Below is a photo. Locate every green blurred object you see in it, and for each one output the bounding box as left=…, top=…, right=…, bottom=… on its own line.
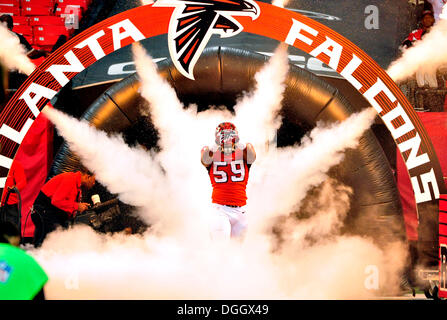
left=0, top=243, right=48, bottom=300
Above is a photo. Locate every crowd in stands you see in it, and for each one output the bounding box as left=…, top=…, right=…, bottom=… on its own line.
left=0, top=0, right=92, bottom=102
left=401, top=0, right=447, bottom=112
left=0, top=0, right=91, bottom=59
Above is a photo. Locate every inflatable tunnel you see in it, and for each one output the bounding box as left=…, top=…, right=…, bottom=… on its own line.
left=50, top=46, right=406, bottom=244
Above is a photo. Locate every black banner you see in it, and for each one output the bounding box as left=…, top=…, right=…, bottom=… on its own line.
left=71, top=0, right=410, bottom=89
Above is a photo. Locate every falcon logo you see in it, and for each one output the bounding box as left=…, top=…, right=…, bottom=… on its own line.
left=153, top=0, right=260, bottom=79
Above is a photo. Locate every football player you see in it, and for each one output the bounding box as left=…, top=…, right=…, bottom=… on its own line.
left=201, top=122, right=256, bottom=240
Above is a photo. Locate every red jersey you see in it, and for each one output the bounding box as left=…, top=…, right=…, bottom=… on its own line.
left=41, top=172, right=82, bottom=217
left=2, top=160, right=27, bottom=205
left=207, top=147, right=251, bottom=207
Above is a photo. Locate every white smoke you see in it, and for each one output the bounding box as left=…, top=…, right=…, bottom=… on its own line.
left=272, top=0, right=284, bottom=8
left=387, top=4, right=447, bottom=86
left=0, top=22, right=36, bottom=76
left=28, top=178, right=406, bottom=299
left=34, top=44, right=408, bottom=299
left=272, top=0, right=289, bottom=9
left=428, top=0, right=446, bottom=22
left=42, top=107, right=180, bottom=235
left=233, top=43, right=289, bottom=155
left=247, top=107, right=377, bottom=234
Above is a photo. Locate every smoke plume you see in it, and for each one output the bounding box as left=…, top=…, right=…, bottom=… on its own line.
left=0, top=22, right=36, bottom=76
left=233, top=43, right=289, bottom=155
left=247, top=107, right=377, bottom=234
left=272, top=0, right=290, bottom=9
left=386, top=4, right=447, bottom=86
left=34, top=44, right=407, bottom=299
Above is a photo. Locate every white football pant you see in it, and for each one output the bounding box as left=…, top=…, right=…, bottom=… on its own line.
left=209, top=203, right=247, bottom=241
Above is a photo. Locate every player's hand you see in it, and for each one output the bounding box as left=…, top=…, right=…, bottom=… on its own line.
left=246, top=143, right=256, bottom=164
left=205, top=146, right=214, bottom=157
left=78, top=202, right=90, bottom=213
left=201, top=146, right=213, bottom=166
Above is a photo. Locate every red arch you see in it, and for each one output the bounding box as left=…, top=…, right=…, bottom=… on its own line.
left=0, top=2, right=444, bottom=221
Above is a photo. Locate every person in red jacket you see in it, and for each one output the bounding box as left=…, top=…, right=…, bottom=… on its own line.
left=31, top=170, right=95, bottom=247
left=1, top=160, right=27, bottom=228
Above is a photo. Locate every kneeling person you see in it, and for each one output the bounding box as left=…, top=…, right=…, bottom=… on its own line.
left=32, top=170, right=95, bottom=246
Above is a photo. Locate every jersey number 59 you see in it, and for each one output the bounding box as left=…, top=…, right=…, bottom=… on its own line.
left=213, top=160, right=245, bottom=183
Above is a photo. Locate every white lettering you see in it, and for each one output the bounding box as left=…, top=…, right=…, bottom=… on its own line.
left=74, top=30, right=106, bottom=60
left=46, top=51, right=85, bottom=87
left=309, top=36, right=343, bottom=71
left=411, top=169, right=440, bottom=203
left=0, top=118, right=34, bottom=144
left=363, top=78, right=396, bottom=114
left=285, top=18, right=318, bottom=47
left=364, top=5, right=379, bottom=30
left=0, top=155, right=13, bottom=171
left=108, top=61, right=135, bottom=75
left=340, top=54, right=363, bottom=90
left=109, top=19, right=145, bottom=51
left=0, top=155, right=13, bottom=188
left=398, top=134, right=430, bottom=170
left=288, top=55, right=306, bottom=68
left=107, top=58, right=166, bottom=76
left=19, top=83, right=57, bottom=117
left=381, top=103, right=414, bottom=140
left=307, top=57, right=333, bottom=72
left=364, top=265, right=379, bottom=290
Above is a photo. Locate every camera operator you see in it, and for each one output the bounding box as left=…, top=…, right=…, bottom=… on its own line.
left=31, top=170, right=95, bottom=247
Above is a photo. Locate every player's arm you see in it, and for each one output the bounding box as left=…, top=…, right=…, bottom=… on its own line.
left=245, top=143, right=256, bottom=165
left=201, top=146, right=213, bottom=168
left=50, top=182, right=80, bottom=216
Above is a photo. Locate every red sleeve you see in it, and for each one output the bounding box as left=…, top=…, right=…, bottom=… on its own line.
left=12, top=162, right=27, bottom=191
left=407, top=29, right=423, bottom=42
left=50, top=179, right=79, bottom=215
